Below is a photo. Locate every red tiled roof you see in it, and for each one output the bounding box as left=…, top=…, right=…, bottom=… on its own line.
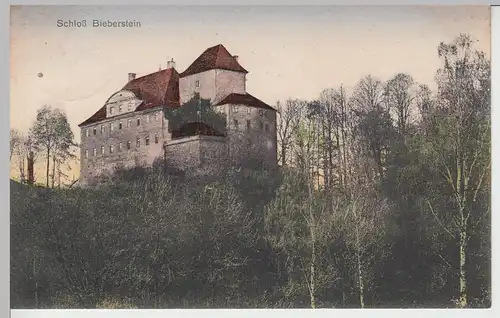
left=215, top=93, right=276, bottom=111
left=124, top=67, right=180, bottom=110
left=79, top=68, right=180, bottom=126
left=180, top=44, right=248, bottom=78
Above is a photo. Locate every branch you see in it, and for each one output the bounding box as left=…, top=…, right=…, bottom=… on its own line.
left=426, top=200, right=456, bottom=239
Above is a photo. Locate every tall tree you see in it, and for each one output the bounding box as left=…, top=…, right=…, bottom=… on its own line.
left=383, top=73, right=416, bottom=139
left=30, top=106, right=76, bottom=187
left=425, top=34, right=490, bottom=308
left=276, top=99, right=306, bottom=167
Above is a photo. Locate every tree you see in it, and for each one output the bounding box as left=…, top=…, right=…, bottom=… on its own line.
left=276, top=99, right=306, bottom=167
left=29, top=106, right=76, bottom=187
left=383, top=73, right=416, bottom=139
left=425, top=34, right=490, bottom=308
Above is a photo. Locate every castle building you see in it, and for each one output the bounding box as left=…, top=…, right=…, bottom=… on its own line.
left=78, top=44, right=278, bottom=185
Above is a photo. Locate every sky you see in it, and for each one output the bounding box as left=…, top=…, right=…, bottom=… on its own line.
left=9, top=5, right=491, bottom=182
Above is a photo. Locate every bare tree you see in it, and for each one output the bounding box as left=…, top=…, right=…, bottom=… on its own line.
left=383, top=73, right=416, bottom=139
left=276, top=99, right=306, bottom=167
left=426, top=34, right=490, bottom=308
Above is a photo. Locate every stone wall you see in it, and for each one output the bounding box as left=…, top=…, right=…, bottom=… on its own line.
left=165, top=135, right=228, bottom=172
left=179, top=70, right=246, bottom=104
left=80, top=106, right=169, bottom=185
left=179, top=70, right=216, bottom=104
left=225, top=104, right=278, bottom=169
left=214, top=70, right=246, bottom=104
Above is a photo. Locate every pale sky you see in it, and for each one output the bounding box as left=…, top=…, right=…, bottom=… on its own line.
left=9, top=5, right=491, bottom=182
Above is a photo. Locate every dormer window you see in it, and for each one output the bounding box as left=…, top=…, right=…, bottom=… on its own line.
left=195, top=80, right=200, bottom=88
left=109, top=107, right=114, bottom=115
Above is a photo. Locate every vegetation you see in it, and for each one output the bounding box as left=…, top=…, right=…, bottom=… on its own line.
left=164, top=93, right=227, bottom=137
left=10, top=34, right=490, bottom=309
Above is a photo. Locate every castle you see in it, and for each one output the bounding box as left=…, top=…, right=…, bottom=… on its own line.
left=78, top=44, right=278, bottom=185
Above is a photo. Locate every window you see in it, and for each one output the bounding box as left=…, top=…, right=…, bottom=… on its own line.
left=119, top=121, right=123, bottom=129
left=109, top=107, right=114, bottom=115
left=93, top=127, right=97, bottom=135
left=155, top=134, right=159, bottom=144
left=247, top=108, right=251, bottom=114
left=145, top=136, right=150, bottom=146
left=155, top=112, right=159, bottom=121
left=265, top=123, right=269, bottom=132
left=233, top=119, right=239, bottom=128
left=100, top=145, right=104, bottom=155
left=119, top=105, right=123, bottom=112
left=127, top=119, right=132, bottom=128
left=247, top=120, right=251, bottom=129
left=259, top=109, right=264, bottom=116
left=85, top=150, right=89, bottom=158
left=136, top=138, right=140, bottom=147
left=137, top=117, right=141, bottom=126
left=247, top=139, right=252, bottom=147
left=109, top=145, right=114, bottom=153
left=195, top=80, right=200, bottom=88
left=93, top=148, right=97, bottom=156
left=118, top=142, right=122, bottom=152
left=127, top=141, right=131, bottom=150
left=146, top=114, right=150, bottom=124
left=110, top=122, right=114, bottom=131
left=85, top=129, right=89, bottom=137
left=101, top=125, right=105, bottom=134
left=260, top=121, right=264, bottom=130
left=232, top=105, right=239, bottom=113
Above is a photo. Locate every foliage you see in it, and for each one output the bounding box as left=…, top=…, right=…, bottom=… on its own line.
left=164, top=93, right=227, bottom=135
left=10, top=33, right=490, bottom=309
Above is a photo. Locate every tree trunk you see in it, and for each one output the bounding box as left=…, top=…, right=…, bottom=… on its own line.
left=357, top=246, right=365, bottom=308
left=310, top=235, right=316, bottom=309
left=33, top=255, right=39, bottom=308
left=51, top=155, right=56, bottom=188
left=459, top=228, right=468, bottom=308
left=45, top=148, right=50, bottom=187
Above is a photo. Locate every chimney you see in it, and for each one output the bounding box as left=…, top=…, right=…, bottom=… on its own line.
left=128, top=73, right=136, bottom=82
left=233, top=55, right=239, bottom=62
left=167, top=58, right=176, bottom=69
